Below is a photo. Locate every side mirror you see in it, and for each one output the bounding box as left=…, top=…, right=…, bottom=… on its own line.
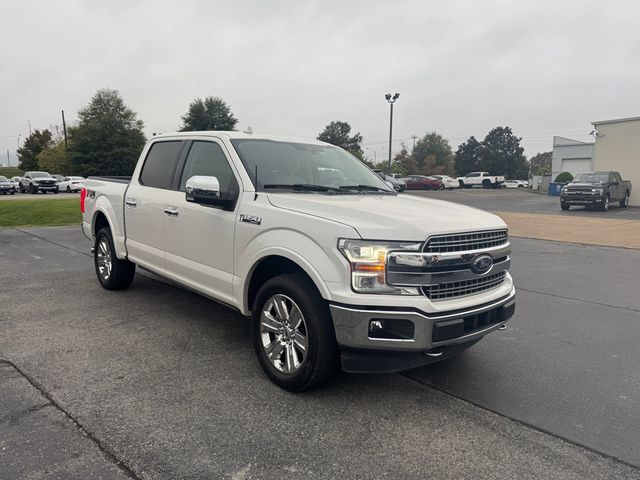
left=612, top=181, right=619, bottom=186
left=185, top=175, right=221, bottom=205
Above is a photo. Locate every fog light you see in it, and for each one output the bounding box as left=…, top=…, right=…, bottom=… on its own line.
left=368, top=318, right=414, bottom=340
left=369, top=320, right=384, bottom=333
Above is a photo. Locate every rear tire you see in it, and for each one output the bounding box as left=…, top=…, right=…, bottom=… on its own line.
left=482, top=180, right=491, bottom=189
left=620, top=191, right=629, bottom=208
left=252, top=273, right=339, bottom=392
left=94, top=227, right=136, bottom=290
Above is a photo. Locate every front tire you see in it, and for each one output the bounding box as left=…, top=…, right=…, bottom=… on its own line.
left=252, top=273, right=339, bottom=392
left=66, top=186, right=71, bottom=193
left=561, top=202, right=570, bottom=211
left=601, top=194, right=610, bottom=212
left=94, top=227, right=136, bottom=290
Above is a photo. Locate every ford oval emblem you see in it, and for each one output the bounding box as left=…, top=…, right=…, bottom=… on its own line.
left=470, top=254, right=493, bottom=274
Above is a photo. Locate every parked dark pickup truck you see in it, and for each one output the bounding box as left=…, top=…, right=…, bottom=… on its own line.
left=560, top=171, right=632, bottom=211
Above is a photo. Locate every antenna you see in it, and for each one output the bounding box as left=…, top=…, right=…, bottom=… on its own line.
left=254, top=164, right=258, bottom=201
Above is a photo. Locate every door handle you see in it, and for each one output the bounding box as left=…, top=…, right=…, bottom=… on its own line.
left=164, top=206, right=179, bottom=217
left=125, top=198, right=137, bottom=207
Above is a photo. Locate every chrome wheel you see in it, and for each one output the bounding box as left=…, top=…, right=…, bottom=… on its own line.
left=96, top=238, right=112, bottom=281
left=603, top=196, right=610, bottom=211
left=260, top=294, right=308, bottom=374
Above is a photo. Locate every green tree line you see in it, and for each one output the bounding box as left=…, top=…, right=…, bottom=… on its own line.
left=18, top=89, right=536, bottom=179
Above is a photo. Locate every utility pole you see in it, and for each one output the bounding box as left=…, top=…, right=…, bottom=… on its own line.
left=61, top=110, right=68, bottom=148
left=28, top=120, right=32, bottom=135
left=6, top=150, right=9, bottom=167
left=412, top=135, right=418, bottom=150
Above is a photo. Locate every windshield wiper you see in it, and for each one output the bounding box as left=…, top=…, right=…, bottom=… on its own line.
left=263, top=183, right=343, bottom=193
left=339, top=184, right=392, bottom=192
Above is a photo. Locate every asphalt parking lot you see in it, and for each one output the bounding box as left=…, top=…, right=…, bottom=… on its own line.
left=0, top=191, right=80, bottom=200
left=1, top=223, right=639, bottom=479
left=409, top=187, right=640, bottom=219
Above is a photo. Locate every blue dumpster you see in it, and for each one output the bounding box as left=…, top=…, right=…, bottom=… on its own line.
left=548, top=182, right=566, bottom=196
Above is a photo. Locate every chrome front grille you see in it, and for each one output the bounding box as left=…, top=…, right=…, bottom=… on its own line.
left=423, top=230, right=508, bottom=253
left=422, top=271, right=507, bottom=300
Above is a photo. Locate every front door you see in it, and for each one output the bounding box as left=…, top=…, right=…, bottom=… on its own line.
left=163, top=139, right=240, bottom=305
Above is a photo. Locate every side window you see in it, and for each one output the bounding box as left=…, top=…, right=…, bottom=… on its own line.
left=139, top=141, right=184, bottom=189
left=179, top=141, right=239, bottom=195
left=613, top=172, right=622, bottom=183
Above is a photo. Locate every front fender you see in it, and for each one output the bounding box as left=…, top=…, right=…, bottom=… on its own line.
left=236, top=229, right=352, bottom=315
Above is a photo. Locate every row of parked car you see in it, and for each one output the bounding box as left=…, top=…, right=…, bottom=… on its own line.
left=373, top=170, right=528, bottom=192
left=0, top=171, right=86, bottom=195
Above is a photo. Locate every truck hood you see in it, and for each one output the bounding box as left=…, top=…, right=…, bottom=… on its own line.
left=267, top=193, right=506, bottom=240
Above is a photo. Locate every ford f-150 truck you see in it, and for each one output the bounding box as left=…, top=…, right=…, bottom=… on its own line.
left=457, top=172, right=505, bottom=189
left=81, top=132, right=515, bottom=391
left=560, top=171, right=632, bottom=211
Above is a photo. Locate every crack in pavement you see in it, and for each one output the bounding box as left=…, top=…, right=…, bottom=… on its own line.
left=516, top=286, right=640, bottom=314
left=400, top=374, right=640, bottom=472
left=0, top=357, right=140, bottom=480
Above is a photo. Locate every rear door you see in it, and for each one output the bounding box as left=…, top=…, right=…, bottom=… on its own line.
left=162, top=139, right=241, bottom=304
left=124, top=140, right=186, bottom=274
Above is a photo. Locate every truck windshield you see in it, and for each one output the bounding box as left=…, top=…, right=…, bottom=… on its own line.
left=31, top=172, right=52, bottom=178
left=231, top=139, right=393, bottom=194
left=573, top=173, right=609, bottom=183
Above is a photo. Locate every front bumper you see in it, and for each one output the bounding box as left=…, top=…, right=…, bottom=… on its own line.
left=330, top=288, right=515, bottom=372
left=561, top=194, right=604, bottom=206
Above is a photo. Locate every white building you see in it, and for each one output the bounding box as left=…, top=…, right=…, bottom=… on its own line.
left=551, top=136, right=594, bottom=180
left=592, top=116, right=640, bottom=206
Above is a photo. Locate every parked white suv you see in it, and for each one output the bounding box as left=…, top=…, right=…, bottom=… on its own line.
left=81, top=132, right=515, bottom=391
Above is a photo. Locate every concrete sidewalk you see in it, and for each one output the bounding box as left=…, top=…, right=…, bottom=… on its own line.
left=497, top=211, right=640, bottom=249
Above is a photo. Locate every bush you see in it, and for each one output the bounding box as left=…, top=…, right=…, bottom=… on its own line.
left=555, top=172, right=573, bottom=183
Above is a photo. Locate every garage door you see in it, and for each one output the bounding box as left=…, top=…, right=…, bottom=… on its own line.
left=561, top=158, right=592, bottom=176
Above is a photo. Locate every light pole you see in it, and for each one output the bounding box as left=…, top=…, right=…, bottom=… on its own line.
left=385, top=93, right=400, bottom=173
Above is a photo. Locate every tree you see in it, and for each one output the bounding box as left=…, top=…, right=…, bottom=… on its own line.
left=68, top=89, right=146, bottom=176
left=37, top=140, right=70, bottom=173
left=17, top=129, right=53, bottom=170
left=412, top=132, right=454, bottom=175
left=317, top=121, right=364, bottom=159
left=481, top=127, right=529, bottom=179
left=529, top=151, right=552, bottom=175
left=180, top=96, right=238, bottom=131
left=454, top=136, right=482, bottom=175
left=392, top=144, right=416, bottom=175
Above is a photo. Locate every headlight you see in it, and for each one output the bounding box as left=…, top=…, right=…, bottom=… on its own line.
left=592, top=188, right=603, bottom=194
left=338, top=239, right=421, bottom=294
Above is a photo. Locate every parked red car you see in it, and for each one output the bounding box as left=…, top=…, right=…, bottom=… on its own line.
left=402, top=175, right=443, bottom=190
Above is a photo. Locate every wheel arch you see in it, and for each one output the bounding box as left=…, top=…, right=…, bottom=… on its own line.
left=243, top=253, right=331, bottom=316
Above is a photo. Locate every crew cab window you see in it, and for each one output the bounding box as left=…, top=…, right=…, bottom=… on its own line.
left=179, top=141, right=239, bottom=195
left=139, top=141, right=184, bottom=189
left=467, top=173, right=480, bottom=177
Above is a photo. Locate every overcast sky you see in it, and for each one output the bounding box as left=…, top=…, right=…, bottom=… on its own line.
left=2, top=0, right=640, bottom=167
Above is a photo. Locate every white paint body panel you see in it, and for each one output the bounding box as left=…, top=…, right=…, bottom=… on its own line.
left=82, top=131, right=512, bottom=317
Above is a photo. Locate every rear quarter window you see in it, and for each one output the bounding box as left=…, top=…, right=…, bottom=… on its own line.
left=139, top=141, right=184, bottom=189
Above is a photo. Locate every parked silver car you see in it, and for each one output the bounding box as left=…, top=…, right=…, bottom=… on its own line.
left=0, top=175, right=15, bottom=195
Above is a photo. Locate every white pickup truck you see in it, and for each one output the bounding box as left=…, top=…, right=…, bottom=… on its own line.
left=81, top=132, right=515, bottom=391
left=457, top=172, right=506, bottom=189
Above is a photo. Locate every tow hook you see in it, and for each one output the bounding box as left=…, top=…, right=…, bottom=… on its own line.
left=425, top=349, right=443, bottom=358
left=498, top=324, right=507, bottom=331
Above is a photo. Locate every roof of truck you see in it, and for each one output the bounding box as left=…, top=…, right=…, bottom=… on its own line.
left=151, top=131, right=327, bottom=145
